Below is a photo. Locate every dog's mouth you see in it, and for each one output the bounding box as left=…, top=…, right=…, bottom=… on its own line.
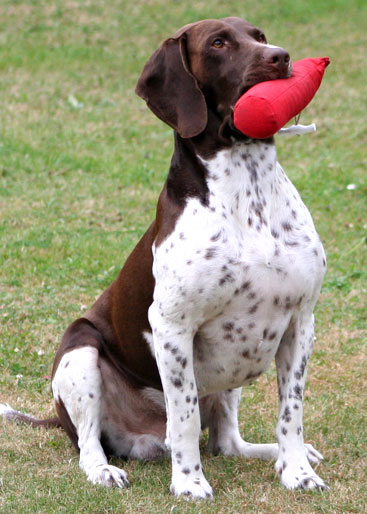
left=284, top=59, right=293, bottom=78
left=237, top=60, right=293, bottom=100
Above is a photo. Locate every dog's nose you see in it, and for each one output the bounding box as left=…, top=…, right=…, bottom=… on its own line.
left=264, top=47, right=291, bottom=74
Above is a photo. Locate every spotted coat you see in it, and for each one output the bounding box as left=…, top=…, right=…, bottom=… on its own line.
left=1, top=17, right=329, bottom=500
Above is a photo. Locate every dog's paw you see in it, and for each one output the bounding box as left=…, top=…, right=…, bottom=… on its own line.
left=304, top=443, right=324, bottom=465
left=170, top=473, right=213, bottom=500
left=87, top=464, right=130, bottom=488
left=275, top=459, right=328, bottom=491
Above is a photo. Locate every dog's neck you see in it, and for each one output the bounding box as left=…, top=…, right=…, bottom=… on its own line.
left=193, top=107, right=255, bottom=155
left=199, top=140, right=277, bottom=233
left=166, top=121, right=277, bottom=224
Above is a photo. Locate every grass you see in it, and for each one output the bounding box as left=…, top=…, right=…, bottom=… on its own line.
left=0, top=0, right=366, bottom=512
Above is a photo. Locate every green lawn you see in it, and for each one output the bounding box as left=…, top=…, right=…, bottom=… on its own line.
left=1, top=1, right=366, bottom=512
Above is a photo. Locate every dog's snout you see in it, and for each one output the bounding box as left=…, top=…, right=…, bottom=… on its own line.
left=264, top=47, right=291, bottom=75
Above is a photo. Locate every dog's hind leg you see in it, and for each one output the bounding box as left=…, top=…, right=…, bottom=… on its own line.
left=201, top=389, right=324, bottom=464
left=52, top=345, right=129, bottom=488
left=201, top=389, right=279, bottom=459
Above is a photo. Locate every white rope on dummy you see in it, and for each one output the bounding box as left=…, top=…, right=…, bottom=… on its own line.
left=278, top=123, right=316, bottom=136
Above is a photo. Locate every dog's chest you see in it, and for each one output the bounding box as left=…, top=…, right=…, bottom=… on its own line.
left=152, top=142, right=326, bottom=394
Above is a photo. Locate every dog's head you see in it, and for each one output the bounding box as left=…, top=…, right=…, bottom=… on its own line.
left=136, top=17, right=291, bottom=138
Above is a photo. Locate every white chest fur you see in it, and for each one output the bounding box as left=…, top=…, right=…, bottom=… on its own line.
left=151, top=141, right=326, bottom=396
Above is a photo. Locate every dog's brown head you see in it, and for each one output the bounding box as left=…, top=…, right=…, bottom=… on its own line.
left=136, top=17, right=291, bottom=139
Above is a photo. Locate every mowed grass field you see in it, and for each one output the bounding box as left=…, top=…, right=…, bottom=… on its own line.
left=1, top=0, right=366, bottom=512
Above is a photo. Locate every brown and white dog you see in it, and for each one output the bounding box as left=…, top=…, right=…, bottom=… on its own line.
left=1, top=17, right=328, bottom=498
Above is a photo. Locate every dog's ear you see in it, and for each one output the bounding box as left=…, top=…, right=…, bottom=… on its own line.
left=135, top=34, right=207, bottom=138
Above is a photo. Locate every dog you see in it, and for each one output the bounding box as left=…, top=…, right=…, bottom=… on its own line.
left=1, top=17, right=328, bottom=499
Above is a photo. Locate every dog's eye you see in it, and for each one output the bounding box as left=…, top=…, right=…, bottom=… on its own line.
left=257, top=32, right=267, bottom=43
left=212, top=38, right=224, bottom=48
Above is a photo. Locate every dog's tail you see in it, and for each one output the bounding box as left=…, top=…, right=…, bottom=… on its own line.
left=0, top=403, right=61, bottom=428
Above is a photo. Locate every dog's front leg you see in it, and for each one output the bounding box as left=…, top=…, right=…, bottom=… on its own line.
left=275, top=314, right=327, bottom=490
left=149, top=303, right=213, bottom=499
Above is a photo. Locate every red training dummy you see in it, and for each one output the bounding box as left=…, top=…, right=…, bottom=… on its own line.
left=233, top=57, right=330, bottom=139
